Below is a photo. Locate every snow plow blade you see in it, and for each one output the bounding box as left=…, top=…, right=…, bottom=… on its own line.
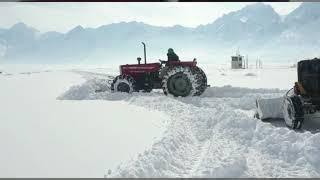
left=255, top=97, right=284, bottom=120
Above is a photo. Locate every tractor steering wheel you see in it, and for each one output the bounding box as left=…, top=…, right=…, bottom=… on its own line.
left=159, top=59, right=167, bottom=64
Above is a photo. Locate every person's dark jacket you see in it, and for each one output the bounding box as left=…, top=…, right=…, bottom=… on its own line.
left=167, top=52, right=179, bottom=61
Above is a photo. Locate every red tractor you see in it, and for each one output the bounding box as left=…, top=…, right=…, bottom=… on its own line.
left=111, top=42, right=208, bottom=97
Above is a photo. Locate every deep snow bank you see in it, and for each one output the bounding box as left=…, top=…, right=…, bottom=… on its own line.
left=0, top=70, right=166, bottom=178
left=59, top=75, right=320, bottom=178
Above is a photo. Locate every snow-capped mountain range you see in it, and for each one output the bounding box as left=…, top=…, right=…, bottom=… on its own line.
left=0, top=2, right=319, bottom=63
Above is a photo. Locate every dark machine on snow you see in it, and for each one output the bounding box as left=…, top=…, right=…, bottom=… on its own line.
left=282, top=58, right=320, bottom=129
left=110, top=42, right=208, bottom=97
left=255, top=58, right=320, bottom=130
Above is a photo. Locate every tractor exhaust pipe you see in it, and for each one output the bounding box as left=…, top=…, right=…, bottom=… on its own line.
left=142, top=42, right=146, bottom=64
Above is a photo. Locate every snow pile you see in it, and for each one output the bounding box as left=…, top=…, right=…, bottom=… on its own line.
left=59, top=75, right=320, bottom=178
left=58, top=78, right=113, bottom=100
left=0, top=70, right=166, bottom=178
left=202, top=85, right=284, bottom=98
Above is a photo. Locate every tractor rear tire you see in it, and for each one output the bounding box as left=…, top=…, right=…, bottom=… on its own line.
left=111, top=74, right=136, bottom=93
left=282, top=95, right=304, bottom=129
left=162, top=66, right=204, bottom=97
left=191, top=66, right=208, bottom=96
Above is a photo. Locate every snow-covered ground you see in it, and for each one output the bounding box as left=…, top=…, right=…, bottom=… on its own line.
left=0, top=65, right=167, bottom=178
left=1, top=63, right=320, bottom=178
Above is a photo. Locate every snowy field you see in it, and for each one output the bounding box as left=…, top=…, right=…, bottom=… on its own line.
left=1, top=63, right=320, bottom=178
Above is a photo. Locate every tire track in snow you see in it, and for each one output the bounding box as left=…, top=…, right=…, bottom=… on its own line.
left=188, top=140, right=211, bottom=177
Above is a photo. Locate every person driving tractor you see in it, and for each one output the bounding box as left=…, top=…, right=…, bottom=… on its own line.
left=167, top=48, right=179, bottom=61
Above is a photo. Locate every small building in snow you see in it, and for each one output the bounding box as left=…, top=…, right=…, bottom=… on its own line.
left=231, top=54, right=244, bottom=69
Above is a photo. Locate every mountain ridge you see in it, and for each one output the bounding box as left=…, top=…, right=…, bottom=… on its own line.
left=0, top=2, right=319, bottom=63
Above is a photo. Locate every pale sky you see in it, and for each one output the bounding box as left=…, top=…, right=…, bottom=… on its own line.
left=0, top=2, right=302, bottom=33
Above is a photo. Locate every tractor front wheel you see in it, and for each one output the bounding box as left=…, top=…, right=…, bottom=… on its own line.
left=111, top=74, right=136, bottom=93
